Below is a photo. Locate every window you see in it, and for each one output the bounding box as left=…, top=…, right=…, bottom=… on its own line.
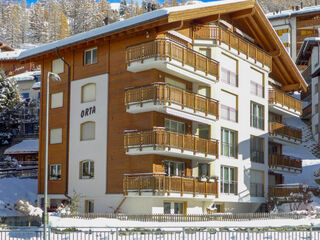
left=220, top=91, right=237, bottom=122
left=81, top=83, right=96, bottom=103
left=221, top=128, right=237, bottom=158
left=198, top=124, right=210, bottom=139
left=80, top=160, right=94, bottom=179
left=269, top=112, right=282, bottom=123
left=22, top=93, right=30, bottom=99
left=49, top=164, right=61, bottom=180
left=314, top=83, right=318, bottom=95
left=52, top=59, right=64, bottom=74
left=250, top=136, right=264, bottom=163
left=250, top=81, right=264, bottom=98
left=251, top=102, right=264, bottom=130
left=198, top=163, right=210, bottom=177
left=51, top=92, right=63, bottom=108
left=80, top=121, right=95, bottom=141
left=220, top=54, right=238, bottom=87
left=84, top=48, right=97, bottom=65
left=164, top=161, right=185, bottom=177
left=85, top=200, right=94, bottom=213
left=50, top=128, right=62, bottom=144
left=250, top=170, right=264, bottom=197
left=165, top=77, right=186, bottom=89
left=315, top=104, right=318, bottom=114
left=220, top=166, right=237, bottom=194
left=165, top=119, right=185, bottom=134
left=163, top=202, right=185, bottom=214
left=199, top=48, right=211, bottom=58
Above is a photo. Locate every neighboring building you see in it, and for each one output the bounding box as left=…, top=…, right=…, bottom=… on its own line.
left=18, top=0, right=306, bottom=214
left=0, top=41, right=39, bottom=76
left=8, top=71, right=41, bottom=100
left=296, top=38, right=320, bottom=144
left=4, top=139, right=39, bottom=166
left=267, top=4, right=320, bottom=61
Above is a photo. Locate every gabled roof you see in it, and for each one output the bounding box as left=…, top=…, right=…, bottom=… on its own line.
left=17, top=0, right=306, bottom=92
left=296, top=37, right=320, bottom=66
left=267, top=5, right=320, bottom=20
left=4, top=139, right=39, bottom=155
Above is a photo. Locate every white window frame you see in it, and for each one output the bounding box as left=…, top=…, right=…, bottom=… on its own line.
left=51, top=92, right=63, bottom=109
left=165, top=118, right=185, bottom=134
left=220, top=166, right=237, bottom=194
left=49, top=164, right=61, bottom=180
left=80, top=160, right=94, bottom=179
left=250, top=101, right=264, bottom=130
left=164, top=160, right=185, bottom=177
left=50, top=128, right=62, bottom=144
left=84, top=48, right=97, bottom=65
left=221, top=128, right=237, bottom=158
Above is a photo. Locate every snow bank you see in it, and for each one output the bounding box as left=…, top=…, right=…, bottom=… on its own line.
left=0, top=178, right=37, bottom=216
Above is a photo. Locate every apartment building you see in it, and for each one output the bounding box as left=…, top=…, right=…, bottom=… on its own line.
left=267, top=4, right=320, bottom=61
left=18, top=0, right=306, bottom=214
left=297, top=38, right=320, bottom=144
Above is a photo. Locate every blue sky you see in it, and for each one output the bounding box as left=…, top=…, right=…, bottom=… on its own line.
left=21, top=0, right=219, bottom=5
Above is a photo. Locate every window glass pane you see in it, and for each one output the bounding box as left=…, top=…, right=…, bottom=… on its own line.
left=81, top=122, right=95, bottom=141
left=85, top=51, right=91, bottom=65
left=82, top=83, right=96, bottom=103
left=170, top=162, right=175, bottom=176
left=92, top=49, right=97, bottom=64
left=50, top=128, right=62, bottom=144
left=164, top=202, right=171, bottom=214
left=164, top=161, right=169, bottom=175
left=174, top=202, right=183, bottom=214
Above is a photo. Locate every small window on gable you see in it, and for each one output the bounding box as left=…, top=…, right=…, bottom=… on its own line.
left=51, top=92, right=63, bottom=108
left=81, top=83, right=96, bottom=103
left=81, top=121, right=95, bottom=141
left=84, top=48, right=97, bottom=65
left=52, top=59, right=64, bottom=74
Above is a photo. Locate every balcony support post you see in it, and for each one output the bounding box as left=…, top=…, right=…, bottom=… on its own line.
left=181, top=177, right=184, bottom=196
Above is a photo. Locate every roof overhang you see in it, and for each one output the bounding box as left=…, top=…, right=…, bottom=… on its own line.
left=17, top=0, right=306, bottom=92
left=296, top=37, right=320, bottom=66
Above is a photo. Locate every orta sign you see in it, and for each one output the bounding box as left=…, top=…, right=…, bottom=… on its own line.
left=81, top=106, right=96, bottom=118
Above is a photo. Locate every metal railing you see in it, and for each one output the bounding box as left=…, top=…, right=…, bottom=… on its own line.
left=125, top=83, right=219, bottom=118
left=269, top=89, right=302, bottom=113
left=193, top=24, right=272, bottom=69
left=1, top=226, right=320, bottom=240
left=268, top=122, right=302, bottom=142
left=124, top=128, right=219, bottom=157
left=123, top=173, right=218, bottom=197
left=268, top=154, right=302, bottom=171
left=126, top=38, right=219, bottom=78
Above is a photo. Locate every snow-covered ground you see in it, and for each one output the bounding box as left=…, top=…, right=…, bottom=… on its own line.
left=0, top=177, right=37, bottom=216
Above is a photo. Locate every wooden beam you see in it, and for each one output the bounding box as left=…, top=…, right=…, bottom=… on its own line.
left=280, top=83, right=300, bottom=92
left=243, top=18, right=265, bottom=47
left=193, top=14, right=220, bottom=24
left=230, top=8, right=255, bottom=20
left=247, top=15, right=273, bottom=51
left=274, top=57, right=294, bottom=84
left=156, top=21, right=184, bottom=33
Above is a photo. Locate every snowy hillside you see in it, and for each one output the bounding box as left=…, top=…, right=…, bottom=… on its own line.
left=0, top=177, right=37, bottom=216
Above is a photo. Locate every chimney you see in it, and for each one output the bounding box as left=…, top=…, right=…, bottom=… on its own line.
left=301, top=2, right=303, bottom=9
left=316, top=0, right=318, bottom=6
left=296, top=5, right=300, bottom=11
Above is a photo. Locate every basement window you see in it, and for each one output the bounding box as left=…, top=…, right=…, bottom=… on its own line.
left=84, top=48, right=97, bottom=65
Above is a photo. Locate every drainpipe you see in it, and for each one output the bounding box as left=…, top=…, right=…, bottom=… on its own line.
left=55, top=48, right=71, bottom=201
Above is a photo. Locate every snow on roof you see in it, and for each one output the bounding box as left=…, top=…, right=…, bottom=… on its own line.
left=0, top=49, right=23, bottom=61
left=267, top=5, right=320, bottom=20
left=8, top=70, right=41, bottom=82
left=4, top=139, right=39, bottom=155
left=18, top=0, right=247, bottom=60
left=32, top=81, right=41, bottom=89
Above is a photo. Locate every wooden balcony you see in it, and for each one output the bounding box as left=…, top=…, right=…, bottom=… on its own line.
left=193, top=25, right=272, bottom=70
left=125, top=83, right=219, bottom=125
left=268, top=122, right=302, bottom=144
left=123, top=174, right=218, bottom=198
left=268, top=154, right=302, bottom=173
left=301, top=103, right=312, bottom=120
left=268, top=89, right=302, bottom=117
left=268, top=184, right=309, bottom=202
left=124, top=128, right=219, bottom=161
left=126, top=39, right=219, bottom=85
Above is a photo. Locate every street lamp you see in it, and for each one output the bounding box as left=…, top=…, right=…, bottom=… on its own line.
left=44, top=72, right=61, bottom=240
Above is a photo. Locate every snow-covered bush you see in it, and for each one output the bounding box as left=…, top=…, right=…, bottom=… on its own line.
left=14, top=199, right=43, bottom=217
left=56, top=203, right=71, bottom=215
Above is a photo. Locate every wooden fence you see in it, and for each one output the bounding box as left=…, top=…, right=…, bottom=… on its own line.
left=125, top=83, right=219, bottom=118
left=124, top=128, right=219, bottom=158
left=269, top=89, right=302, bottom=114
left=268, top=122, right=302, bottom=142
left=268, top=154, right=302, bottom=171
left=61, top=212, right=309, bottom=222
left=126, top=39, right=219, bottom=78
left=193, top=25, right=272, bottom=70
left=123, top=174, right=218, bottom=198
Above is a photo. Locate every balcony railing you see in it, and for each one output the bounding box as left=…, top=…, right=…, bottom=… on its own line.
left=126, top=39, right=219, bottom=78
left=123, top=173, right=218, bottom=198
left=269, top=122, right=302, bottom=143
left=193, top=25, right=272, bottom=70
left=124, top=128, right=219, bottom=158
left=125, top=83, right=219, bottom=119
left=269, top=89, right=302, bottom=114
left=268, top=184, right=308, bottom=199
left=268, top=154, right=302, bottom=172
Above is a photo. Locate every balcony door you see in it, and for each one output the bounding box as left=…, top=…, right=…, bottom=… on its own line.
left=165, top=118, right=185, bottom=134
left=164, top=161, right=185, bottom=177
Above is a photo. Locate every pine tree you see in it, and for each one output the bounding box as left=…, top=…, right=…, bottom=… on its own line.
left=58, top=10, right=70, bottom=40
left=0, top=71, right=21, bottom=111
left=119, top=0, right=128, bottom=18
left=29, top=1, right=47, bottom=43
